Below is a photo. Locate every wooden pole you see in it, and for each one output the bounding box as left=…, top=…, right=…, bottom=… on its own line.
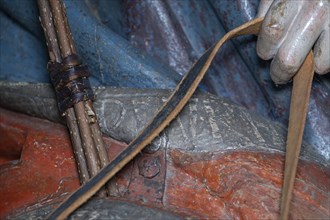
left=37, top=0, right=90, bottom=184
left=37, top=0, right=110, bottom=196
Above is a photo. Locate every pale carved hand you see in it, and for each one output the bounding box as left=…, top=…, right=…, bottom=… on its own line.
left=256, top=0, right=329, bottom=84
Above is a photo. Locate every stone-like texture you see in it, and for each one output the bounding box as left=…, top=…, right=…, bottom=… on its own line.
left=1, top=0, right=329, bottom=160
left=10, top=199, right=183, bottom=220
left=0, top=82, right=327, bottom=165
left=0, top=108, right=329, bottom=219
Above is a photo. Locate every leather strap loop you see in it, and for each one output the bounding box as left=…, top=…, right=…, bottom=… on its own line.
left=48, top=54, right=95, bottom=115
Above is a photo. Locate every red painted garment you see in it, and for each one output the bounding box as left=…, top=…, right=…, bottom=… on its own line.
left=0, top=108, right=328, bottom=219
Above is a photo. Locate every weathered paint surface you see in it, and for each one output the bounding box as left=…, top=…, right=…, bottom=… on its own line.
left=1, top=0, right=329, bottom=161
left=1, top=108, right=329, bottom=219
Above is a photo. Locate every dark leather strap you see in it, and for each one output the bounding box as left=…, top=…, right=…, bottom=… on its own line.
left=48, top=54, right=95, bottom=114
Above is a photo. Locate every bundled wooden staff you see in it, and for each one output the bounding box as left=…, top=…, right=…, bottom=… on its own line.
left=37, top=0, right=110, bottom=196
